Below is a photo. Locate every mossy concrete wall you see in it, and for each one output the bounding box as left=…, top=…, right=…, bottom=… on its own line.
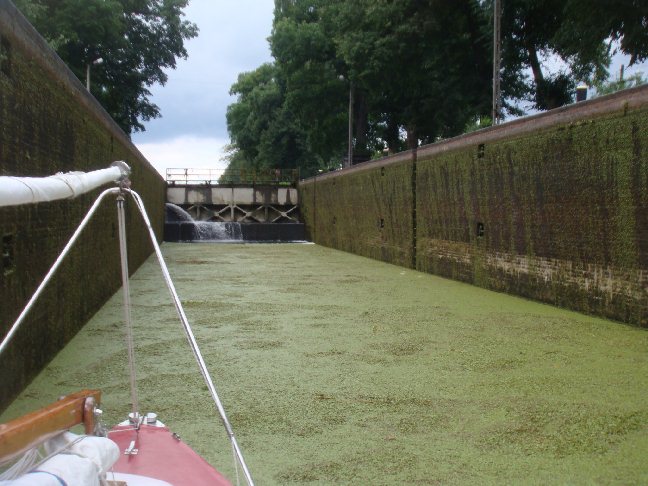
left=0, top=1, right=166, bottom=410
left=300, top=85, right=648, bottom=327
left=301, top=154, right=414, bottom=268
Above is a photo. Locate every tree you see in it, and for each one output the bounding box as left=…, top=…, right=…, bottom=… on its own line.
left=328, top=0, right=492, bottom=149
left=498, top=0, right=648, bottom=111
left=593, top=69, right=646, bottom=97
left=271, top=1, right=348, bottom=161
left=227, top=0, right=493, bottom=174
left=271, top=0, right=492, bottom=155
left=564, top=0, right=648, bottom=65
left=227, top=0, right=648, bottom=177
left=14, top=0, right=198, bottom=134
left=226, top=1, right=349, bottom=177
left=225, top=63, right=322, bottom=178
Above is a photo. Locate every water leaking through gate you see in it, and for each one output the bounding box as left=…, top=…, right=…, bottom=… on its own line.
left=164, top=203, right=305, bottom=243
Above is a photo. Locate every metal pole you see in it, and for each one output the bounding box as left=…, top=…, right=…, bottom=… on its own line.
left=86, top=63, right=90, bottom=91
left=0, top=188, right=120, bottom=356
left=347, top=82, right=354, bottom=168
left=492, top=0, right=502, bottom=125
left=127, top=189, right=255, bottom=486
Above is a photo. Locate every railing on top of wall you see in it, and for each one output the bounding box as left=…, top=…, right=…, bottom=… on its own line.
left=166, top=168, right=300, bottom=186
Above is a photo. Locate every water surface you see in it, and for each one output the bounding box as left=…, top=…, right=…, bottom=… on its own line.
left=4, top=243, right=648, bottom=484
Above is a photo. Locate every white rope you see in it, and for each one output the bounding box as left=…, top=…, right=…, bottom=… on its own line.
left=0, top=434, right=87, bottom=480
left=0, top=448, right=41, bottom=480
left=117, top=195, right=139, bottom=418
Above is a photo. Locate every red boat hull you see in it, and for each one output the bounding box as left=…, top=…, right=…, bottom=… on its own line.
left=109, top=425, right=231, bottom=485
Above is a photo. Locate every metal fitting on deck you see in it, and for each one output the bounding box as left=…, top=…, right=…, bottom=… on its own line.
left=111, top=160, right=131, bottom=180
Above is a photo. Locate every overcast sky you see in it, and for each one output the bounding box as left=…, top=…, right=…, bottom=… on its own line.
left=132, top=0, right=275, bottom=177
left=133, top=1, right=647, bottom=178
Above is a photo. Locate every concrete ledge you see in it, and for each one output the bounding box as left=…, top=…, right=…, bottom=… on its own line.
left=300, top=84, right=648, bottom=185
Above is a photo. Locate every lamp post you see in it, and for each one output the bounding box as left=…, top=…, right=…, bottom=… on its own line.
left=492, top=0, right=502, bottom=125
left=86, top=58, right=103, bottom=92
left=347, top=81, right=354, bottom=168
left=339, top=75, right=354, bottom=168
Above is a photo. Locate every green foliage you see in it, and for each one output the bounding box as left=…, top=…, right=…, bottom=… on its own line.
left=564, top=0, right=648, bottom=66
left=329, top=0, right=492, bottom=148
left=464, top=116, right=493, bottom=134
left=499, top=0, right=647, bottom=111
left=14, top=0, right=198, bottom=134
left=225, top=2, right=350, bottom=178
left=226, top=0, right=648, bottom=176
left=227, top=0, right=492, bottom=175
left=593, top=72, right=646, bottom=97
left=225, top=63, right=324, bottom=178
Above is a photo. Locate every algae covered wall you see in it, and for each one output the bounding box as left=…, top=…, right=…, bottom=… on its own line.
left=0, top=1, right=166, bottom=410
left=301, top=154, right=414, bottom=268
left=300, top=85, right=648, bottom=326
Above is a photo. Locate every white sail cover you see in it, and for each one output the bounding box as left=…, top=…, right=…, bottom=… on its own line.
left=0, top=432, right=120, bottom=486
left=0, top=163, right=129, bottom=208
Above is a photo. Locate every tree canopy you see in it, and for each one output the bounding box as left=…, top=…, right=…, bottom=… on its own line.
left=14, top=0, right=198, bottom=134
left=229, top=0, right=647, bottom=177
left=228, top=0, right=493, bottom=177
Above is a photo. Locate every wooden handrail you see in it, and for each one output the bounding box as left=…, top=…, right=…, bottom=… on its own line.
left=0, top=389, right=101, bottom=463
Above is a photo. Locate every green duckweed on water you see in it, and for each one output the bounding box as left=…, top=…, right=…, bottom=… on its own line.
left=2, top=243, right=648, bottom=484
